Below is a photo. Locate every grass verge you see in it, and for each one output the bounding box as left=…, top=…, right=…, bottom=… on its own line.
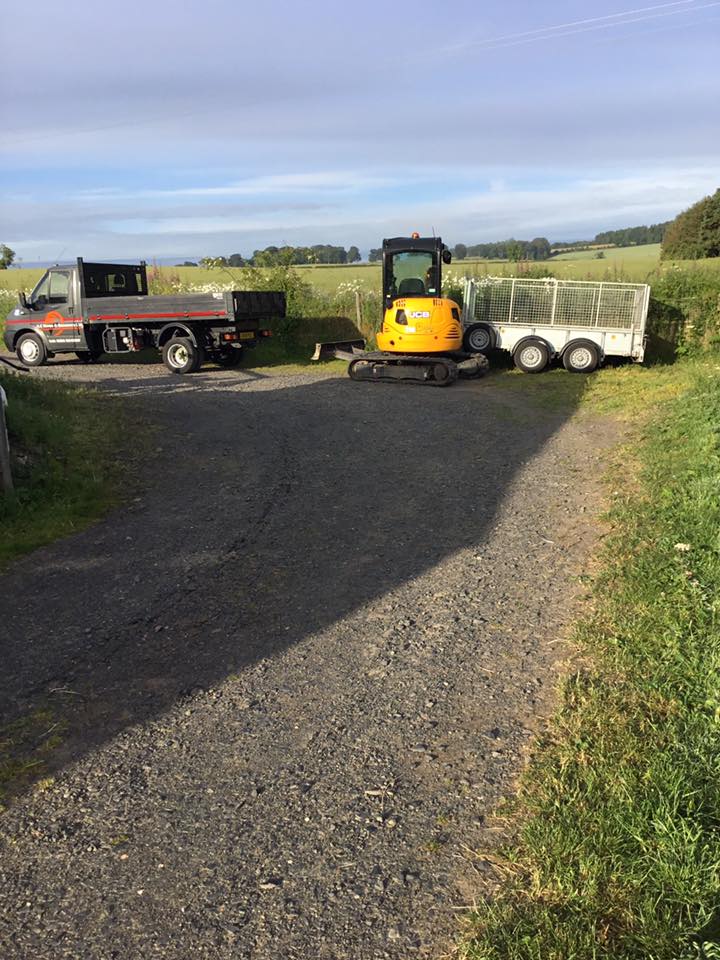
left=460, top=357, right=720, bottom=960
left=0, top=371, right=130, bottom=570
left=0, top=707, right=64, bottom=811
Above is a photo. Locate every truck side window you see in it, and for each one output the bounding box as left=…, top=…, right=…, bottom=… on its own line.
left=48, top=272, right=69, bottom=304
left=30, top=275, right=51, bottom=306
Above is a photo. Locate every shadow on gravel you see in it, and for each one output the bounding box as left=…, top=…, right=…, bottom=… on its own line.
left=0, top=367, right=587, bottom=799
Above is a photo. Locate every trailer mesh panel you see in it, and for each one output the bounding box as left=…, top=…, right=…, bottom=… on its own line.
left=470, top=277, right=645, bottom=331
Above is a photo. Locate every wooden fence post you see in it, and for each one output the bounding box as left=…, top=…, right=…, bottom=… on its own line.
left=355, top=290, right=363, bottom=333
left=0, top=384, right=13, bottom=494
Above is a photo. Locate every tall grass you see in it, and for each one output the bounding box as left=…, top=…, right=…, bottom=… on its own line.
left=0, top=372, right=129, bottom=569
left=460, top=358, right=720, bottom=960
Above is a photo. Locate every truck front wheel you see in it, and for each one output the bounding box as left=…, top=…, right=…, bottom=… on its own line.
left=17, top=333, right=48, bottom=368
left=162, top=337, right=203, bottom=374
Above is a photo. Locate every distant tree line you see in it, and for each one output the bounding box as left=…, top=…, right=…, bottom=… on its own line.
left=370, top=239, right=552, bottom=262
left=661, top=189, right=720, bottom=260
left=553, top=222, right=670, bottom=252
left=453, top=238, right=552, bottom=261
left=195, top=245, right=362, bottom=268
left=595, top=222, right=669, bottom=246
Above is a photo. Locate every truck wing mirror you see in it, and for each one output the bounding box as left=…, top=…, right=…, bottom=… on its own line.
left=442, top=249, right=452, bottom=265
left=18, top=291, right=28, bottom=308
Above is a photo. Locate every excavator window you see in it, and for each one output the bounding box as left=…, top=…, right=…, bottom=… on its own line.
left=387, top=251, right=439, bottom=299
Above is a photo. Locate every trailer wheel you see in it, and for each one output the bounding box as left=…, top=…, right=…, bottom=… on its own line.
left=16, top=333, right=48, bottom=367
left=514, top=339, right=549, bottom=373
left=563, top=341, right=599, bottom=373
left=163, top=336, right=202, bottom=374
left=462, top=323, right=494, bottom=354
left=216, top=348, right=243, bottom=368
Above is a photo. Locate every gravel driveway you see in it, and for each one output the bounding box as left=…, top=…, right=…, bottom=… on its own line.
left=0, top=357, right=617, bottom=958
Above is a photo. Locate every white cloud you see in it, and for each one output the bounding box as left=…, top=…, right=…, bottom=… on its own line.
left=83, top=165, right=719, bottom=253
left=75, top=171, right=400, bottom=204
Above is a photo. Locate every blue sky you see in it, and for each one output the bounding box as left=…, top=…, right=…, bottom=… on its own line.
left=1, top=0, right=719, bottom=262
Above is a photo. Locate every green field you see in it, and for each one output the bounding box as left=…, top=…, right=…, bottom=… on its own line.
left=1, top=246, right=719, bottom=305
left=550, top=241, right=661, bottom=261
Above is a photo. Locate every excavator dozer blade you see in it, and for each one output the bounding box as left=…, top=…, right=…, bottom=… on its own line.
left=312, top=339, right=366, bottom=362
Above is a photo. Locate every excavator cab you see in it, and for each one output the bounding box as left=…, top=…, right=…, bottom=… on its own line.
left=377, top=235, right=463, bottom=354
left=311, top=232, right=488, bottom=386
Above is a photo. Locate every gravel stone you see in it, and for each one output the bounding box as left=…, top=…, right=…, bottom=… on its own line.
left=0, top=356, right=618, bottom=958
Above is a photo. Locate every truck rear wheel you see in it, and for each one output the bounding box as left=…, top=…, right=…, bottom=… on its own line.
left=514, top=339, right=549, bottom=373
left=17, top=333, right=48, bottom=368
left=163, top=337, right=202, bottom=374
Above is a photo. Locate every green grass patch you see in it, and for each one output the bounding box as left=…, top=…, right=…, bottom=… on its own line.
left=0, top=708, right=65, bottom=809
left=460, top=357, right=720, bottom=960
left=0, top=371, right=130, bottom=570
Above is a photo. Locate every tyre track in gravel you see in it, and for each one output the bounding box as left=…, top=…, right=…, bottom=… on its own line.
left=0, top=358, right=618, bottom=959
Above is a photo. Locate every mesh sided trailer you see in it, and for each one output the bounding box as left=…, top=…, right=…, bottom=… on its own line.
left=461, top=276, right=650, bottom=367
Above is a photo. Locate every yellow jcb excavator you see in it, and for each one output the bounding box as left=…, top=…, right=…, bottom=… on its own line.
left=312, top=234, right=488, bottom=386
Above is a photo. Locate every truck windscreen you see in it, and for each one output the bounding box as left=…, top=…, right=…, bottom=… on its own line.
left=83, top=264, right=147, bottom=297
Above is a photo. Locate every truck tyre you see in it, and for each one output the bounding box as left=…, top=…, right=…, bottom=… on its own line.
left=163, top=336, right=202, bottom=374
left=16, top=333, right=48, bottom=367
left=563, top=341, right=599, bottom=373
left=462, top=322, right=494, bottom=354
left=514, top=339, right=549, bottom=373
left=216, top=348, right=243, bottom=367
left=76, top=350, right=102, bottom=363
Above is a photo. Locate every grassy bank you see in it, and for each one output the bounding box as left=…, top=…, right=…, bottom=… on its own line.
left=460, top=357, right=720, bottom=960
left=0, top=372, right=129, bottom=570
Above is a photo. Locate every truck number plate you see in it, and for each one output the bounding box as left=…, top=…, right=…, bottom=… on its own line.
left=238, top=331, right=255, bottom=340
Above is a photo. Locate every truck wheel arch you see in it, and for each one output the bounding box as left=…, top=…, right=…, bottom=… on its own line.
left=7, top=326, right=50, bottom=351
left=157, top=323, right=199, bottom=347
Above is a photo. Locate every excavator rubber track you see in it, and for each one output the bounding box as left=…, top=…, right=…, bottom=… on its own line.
left=348, top=352, right=457, bottom=386
left=347, top=351, right=489, bottom=387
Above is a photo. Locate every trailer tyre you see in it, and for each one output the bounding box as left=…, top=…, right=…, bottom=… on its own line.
left=16, top=333, right=48, bottom=368
left=514, top=339, right=549, bottom=373
left=563, top=341, right=599, bottom=373
left=462, top=323, right=494, bottom=354
left=163, top=336, right=202, bottom=374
